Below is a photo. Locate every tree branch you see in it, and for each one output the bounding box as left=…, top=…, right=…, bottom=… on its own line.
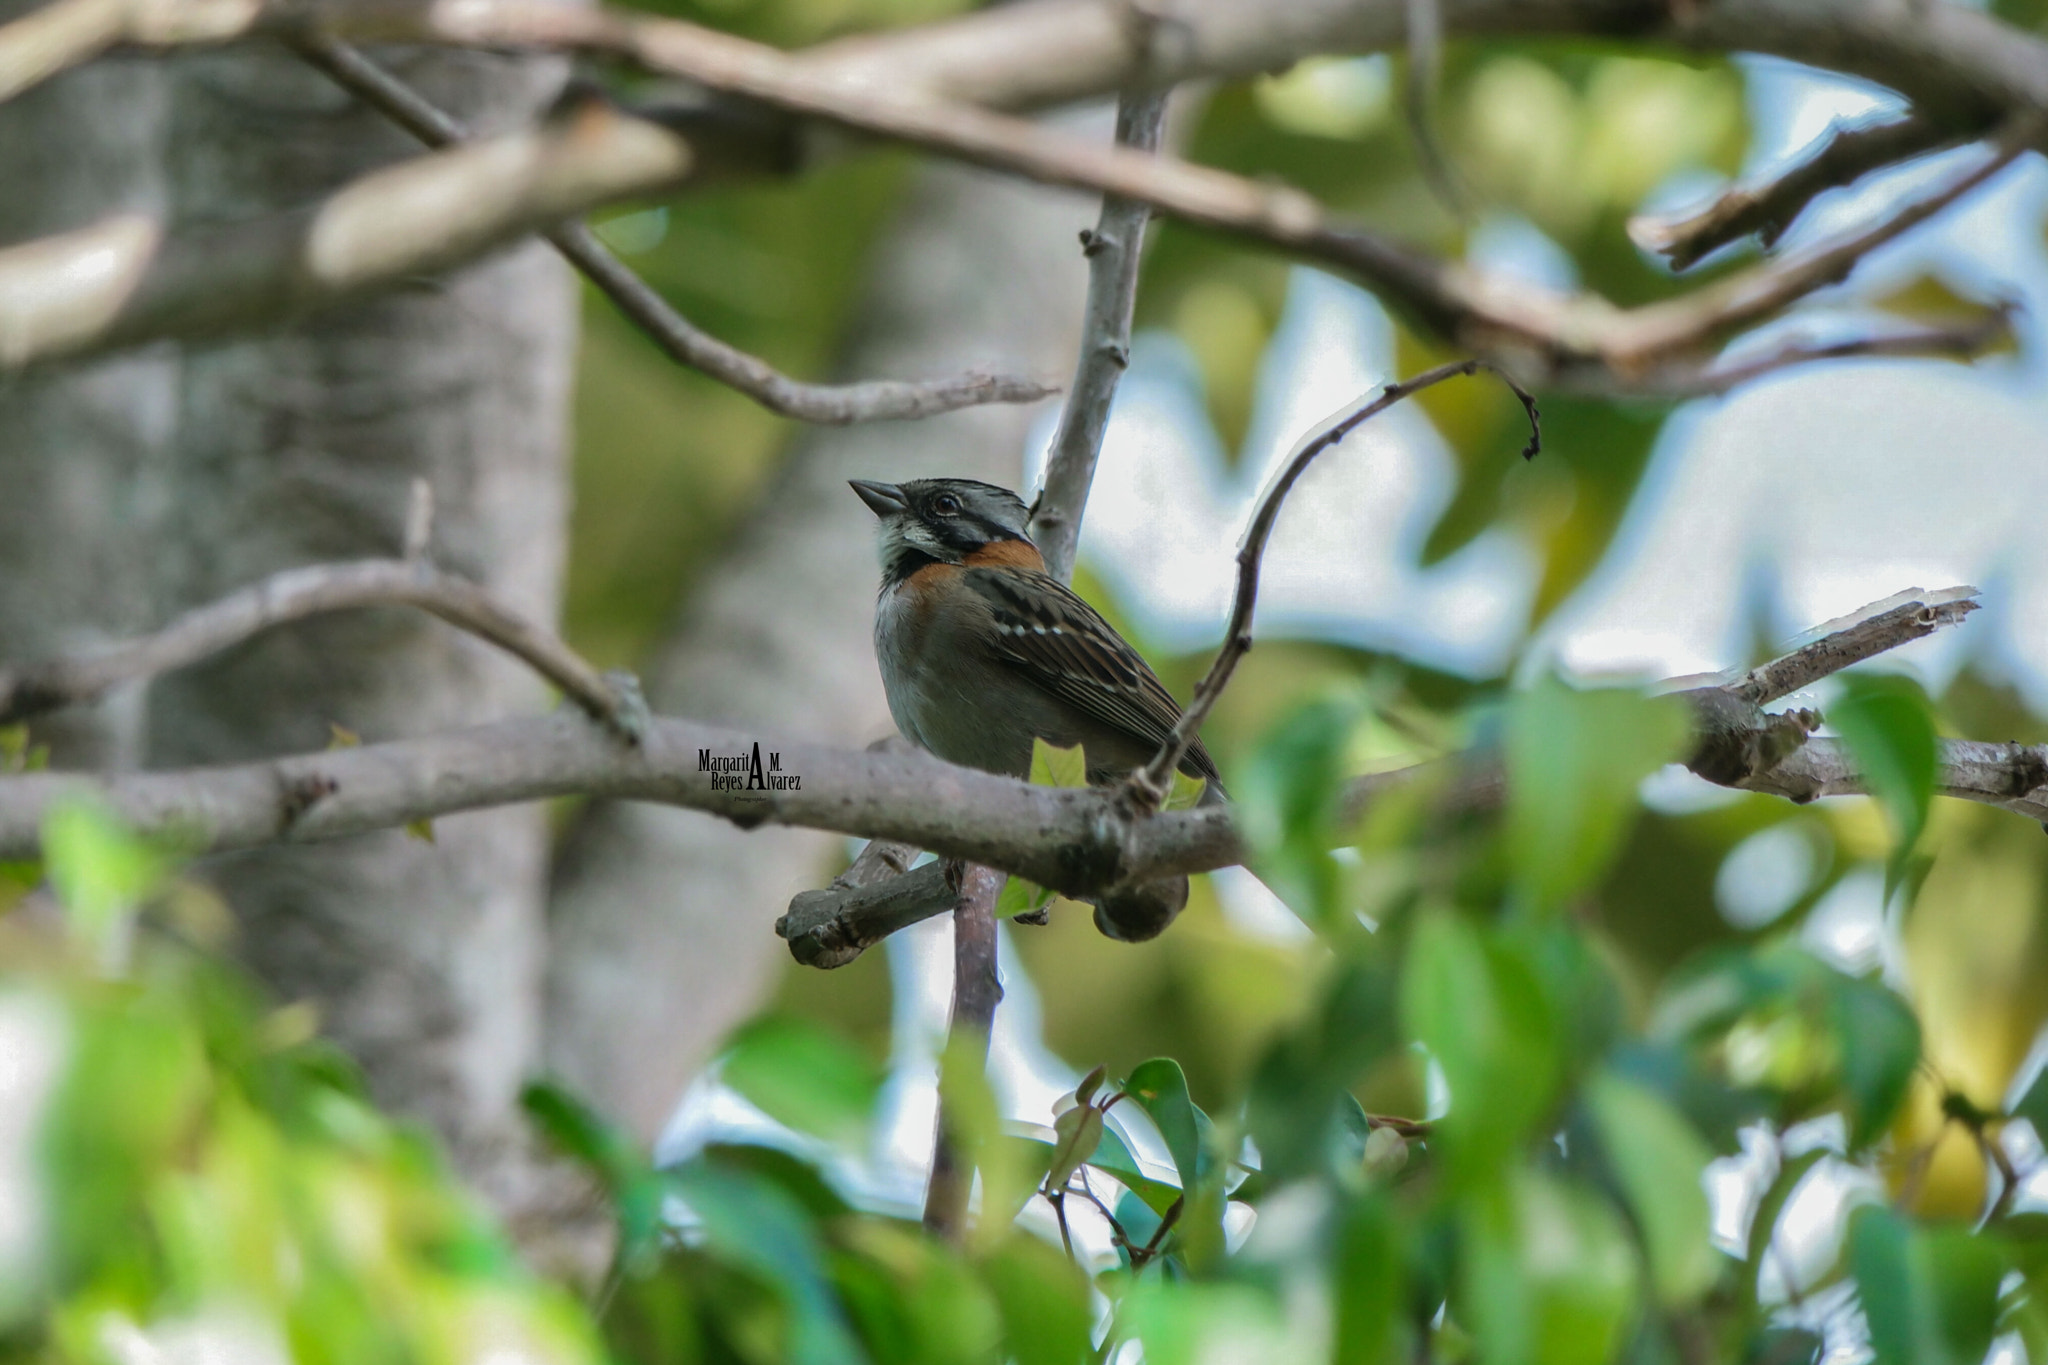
left=1725, top=586, right=1981, bottom=706
left=1027, top=88, right=1168, bottom=581
left=1629, top=114, right=1971, bottom=272
left=1, top=0, right=2023, bottom=393
left=773, top=586, right=2005, bottom=963
left=922, top=861, right=1005, bottom=1241
left=0, top=587, right=2036, bottom=879
left=0, top=102, right=693, bottom=370
left=1675, top=305, right=2019, bottom=397
left=0, top=558, right=638, bottom=736
left=291, top=34, right=1055, bottom=424
left=778, top=856, right=954, bottom=969
left=1132, top=361, right=1539, bottom=800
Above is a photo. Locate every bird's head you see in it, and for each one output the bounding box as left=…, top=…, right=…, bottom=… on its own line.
left=850, top=477, right=1035, bottom=584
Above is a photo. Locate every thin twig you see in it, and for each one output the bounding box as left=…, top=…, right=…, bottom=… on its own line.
left=1629, top=114, right=1970, bottom=271
left=922, top=861, right=1006, bottom=1241
left=1028, top=87, right=1169, bottom=581
left=0, top=558, right=637, bottom=737
left=1130, top=361, right=1539, bottom=801
left=1676, top=304, right=2018, bottom=396
left=1124, top=1194, right=1183, bottom=1271
left=292, top=33, right=1055, bottom=424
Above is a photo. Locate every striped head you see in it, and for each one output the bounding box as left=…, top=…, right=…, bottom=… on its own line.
left=850, top=477, right=1035, bottom=586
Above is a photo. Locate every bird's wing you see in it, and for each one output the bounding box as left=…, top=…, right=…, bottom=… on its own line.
left=961, top=567, right=1222, bottom=785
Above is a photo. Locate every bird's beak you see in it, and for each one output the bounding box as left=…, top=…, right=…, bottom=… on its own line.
left=849, top=479, right=907, bottom=517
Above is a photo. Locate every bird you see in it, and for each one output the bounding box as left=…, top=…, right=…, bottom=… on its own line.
left=851, top=476, right=1223, bottom=941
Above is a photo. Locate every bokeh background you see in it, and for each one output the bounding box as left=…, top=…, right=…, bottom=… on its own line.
left=5, top=0, right=2048, bottom=1358
left=557, top=0, right=2048, bottom=1246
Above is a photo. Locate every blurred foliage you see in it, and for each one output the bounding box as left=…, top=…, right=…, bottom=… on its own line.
left=550, top=6, right=2048, bottom=1354
left=10, top=1, right=2031, bottom=1357
left=20, top=656, right=2048, bottom=1365
left=0, top=801, right=602, bottom=1365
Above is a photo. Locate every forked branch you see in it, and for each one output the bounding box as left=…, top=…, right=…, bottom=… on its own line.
left=1629, top=114, right=1971, bottom=271
left=1131, top=362, right=1539, bottom=800
left=291, top=34, right=1054, bottom=424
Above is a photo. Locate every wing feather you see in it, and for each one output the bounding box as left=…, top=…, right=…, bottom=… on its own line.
left=962, top=567, right=1222, bottom=785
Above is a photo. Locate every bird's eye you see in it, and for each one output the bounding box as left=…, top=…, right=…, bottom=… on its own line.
left=932, top=493, right=962, bottom=516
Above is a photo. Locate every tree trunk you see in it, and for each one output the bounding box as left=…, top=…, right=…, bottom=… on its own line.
left=0, top=36, right=580, bottom=1222
left=0, top=35, right=171, bottom=771
left=544, top=140, right=1100, bottom=1141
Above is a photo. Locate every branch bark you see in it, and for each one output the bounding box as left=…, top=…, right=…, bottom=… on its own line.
left=920, top=861, right=1004, bottom=1242
left=1629, top=114, right=1971, bottom=271
left=0, top=558, right=635, bottom=734
left=772, top=588, right=2006, bottom=961
left=6, top=588, right=2025, bottom=906
left=0, top=0, right=2027, bottom=393
left=1027, top=88, right=1167, bottom=580
left=0, top=101, right=692, bottom=368
left=292, top=34, right=1054, bottom=424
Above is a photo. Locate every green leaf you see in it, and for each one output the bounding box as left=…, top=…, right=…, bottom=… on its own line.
left=1462, top=1170, right=1641, bottom=1365
left=1121, top=1281, right=1291, bottom=1365
left=1029, top=737, right=1089, bottom=789
left=980, top=1234, right=1094, bottom=1365
left=1083, top=1125, right=1182, bottom=1215
left=521, top=1081, right=667, bottom=1253
left=1828, top=674, right=1938, bottom=889
left=1745, top=1147, right=1827, bottom=1275
left=41, top=798, right=169, bottom=973
left=1586, top=1070, right=1719, bottom=1306
left=994, top=876, right=1056, bottom=920
left=1402, top=910, right=1561, bottom=1177
left=0, top=724, right=47, bottom=773
left=1044, top=1103, right=1105, bottom=1192
left=1828, top=977, right=1920, bottom=1148
left=1506, top=679, right=1688, bottom=912
left=1334, top=1190, right=1407, bottom=1365
left=938, top=1032, right=1040, bottom=1249
left=1123, top=1058, right=1204, bottom=1191
left=670, top=1160, right=868, bottom=1365
left=1164, top=769, right=1209, bottom=811
left=720, top=1014, right=882, bottom=1148
left=2011, top=1061, right=2048, bottom=1133
left=1848, top=1205, right=2006, bottom=1365
left=1236, top=692, right=1364, bottom=927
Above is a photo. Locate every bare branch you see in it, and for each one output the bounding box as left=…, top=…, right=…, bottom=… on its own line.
left=2, top=2, right=2026, bottom=392
left=778, top=858, right=954, bottom=969
left=0, top=559, right=637, bottom=737
left=0, top=587, right=2032, bottom=885
left=0, top=0, right=124, bottom=103
left=766, top=584, right=2004, bottom=963
left=1028, top=88, right=1168, bottom=581
left=1131, top=361, right=1539, bottom=801
left=1595, top=122, right=2036, bottom=370
left=1673, top=304, right=2018, bottom=397
left=292, top=34, right=1055, bottom=424
left=922, top=862, right=1005, bottom=1241
left=1727, top=586, right=1981, bottom=706
left=1630, top=114, right=1970, bottom=271
left=0, top=104, right=693, bottom=369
